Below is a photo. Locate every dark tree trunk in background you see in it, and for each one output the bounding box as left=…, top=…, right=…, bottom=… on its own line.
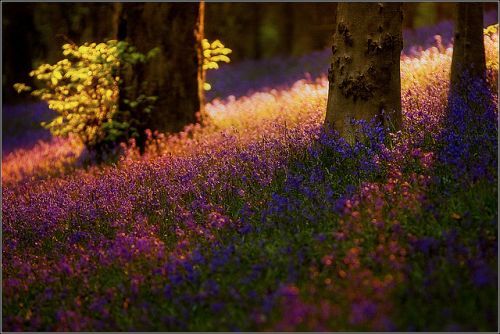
left=3, top=4, right=40, bottom=103
left=283, top=3, right=295, bottom=56
left=286, top=3, right=337, bottom=56
left=33, top=3, right=119, bottom=64
left=204, top=3, right=261, bottom=62
left=205, top=3, right=336, bottom=61
left=450, top=3, right=486, bottom=93
left=253, top=5, right=262, bottom=59
left=117, top=3, right=202, bottom=148
left=325, top=3, right=403, bottom=144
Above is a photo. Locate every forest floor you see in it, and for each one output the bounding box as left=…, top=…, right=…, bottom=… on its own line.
left=1, top=23, right=499, bottom=331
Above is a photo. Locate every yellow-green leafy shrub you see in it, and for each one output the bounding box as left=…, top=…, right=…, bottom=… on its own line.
left=202, top=39, right=232, bottom=91
left=14, top=40, right=158, bottom=153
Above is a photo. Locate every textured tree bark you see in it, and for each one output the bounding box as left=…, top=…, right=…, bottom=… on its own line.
left=117, top=3, right=202, bottom=148
left=450, top=3, right=486, bottom=93
left=325, top=3, right=403, bottom=144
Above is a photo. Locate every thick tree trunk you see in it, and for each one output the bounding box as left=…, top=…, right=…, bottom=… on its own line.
left=450, top=3, right=486, bottom=93
left=325, top=3, right=403, bottom=144
left=117, top=3, right=202, bottom=148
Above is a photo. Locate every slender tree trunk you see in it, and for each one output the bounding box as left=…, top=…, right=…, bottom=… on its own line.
left=117, top=3, right=202, bottom=149
left=325, top=3, right=403, bottom=144
left=196, top=0, right=206, bottom=122
left=253, top=5, right=262, bottom=59
left=283, top=3, right=295, bottom=56
left=450, top=3, right=486, bottom=93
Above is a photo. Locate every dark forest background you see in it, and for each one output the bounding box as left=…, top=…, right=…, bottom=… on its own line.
left=3, top=2, right=498, bottom=104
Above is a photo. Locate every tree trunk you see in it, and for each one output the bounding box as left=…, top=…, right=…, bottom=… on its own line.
left=283, top=3, right=295, bottom=55
left=450, top=3, right=486, bottom=93
left=3, top=4, right=40, bottom=103
left=253, top=5, right=262, bottom=59
left=117, top=3, right=202, bottom=148
left=325, top=3, right=403, bottom=144
left=196, top=0, right=206, bottom=122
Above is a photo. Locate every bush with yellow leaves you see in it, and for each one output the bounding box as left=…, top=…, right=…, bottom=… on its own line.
left=202, top=39, right=232, bottom=91
left=14, top=40, right=158, bottom=155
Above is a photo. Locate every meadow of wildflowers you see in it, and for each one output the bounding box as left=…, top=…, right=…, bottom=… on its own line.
left=2, top=22, right=498, bottom=331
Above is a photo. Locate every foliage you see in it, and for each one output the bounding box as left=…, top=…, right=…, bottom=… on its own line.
left=484, top=24, right=499, bottom=75
left=202, top=39, right=232, bottom=91
left=14, top=40, right=158, bottom=153
left=483, top=23, right=498, bottom=37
